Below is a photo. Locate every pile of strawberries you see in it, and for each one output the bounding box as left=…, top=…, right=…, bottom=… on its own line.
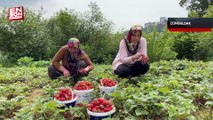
left=54, top=88, right=75, bottom=101
left=74, top=81, right=93, bottom=90
left=87, top=98, right=114, bottom=112
left=100, top=78, right=117, bottom=87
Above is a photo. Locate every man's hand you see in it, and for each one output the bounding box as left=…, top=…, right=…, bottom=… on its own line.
left=63, top=69, right=70, bottom=77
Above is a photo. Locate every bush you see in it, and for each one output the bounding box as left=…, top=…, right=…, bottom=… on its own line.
left=17, top=56, right=34, bottom=66
left=0, top=51, right=11, bottom=67
left=31, top=60, right=51, bottom=67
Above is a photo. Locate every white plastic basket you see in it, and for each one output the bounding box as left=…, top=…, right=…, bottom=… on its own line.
left=87, top=107, right=116, bottom=120
left=54, top=96, right=77, bottom=108
left=74, top=89, right=94, bottom=103
left=99, top=84, right=118, bottom=96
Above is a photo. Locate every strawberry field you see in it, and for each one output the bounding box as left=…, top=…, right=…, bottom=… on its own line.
left=0, top=60, right=213, bottom=120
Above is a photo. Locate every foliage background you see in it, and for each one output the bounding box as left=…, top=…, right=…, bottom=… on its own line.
left=0, top=2, right=213, bottom=65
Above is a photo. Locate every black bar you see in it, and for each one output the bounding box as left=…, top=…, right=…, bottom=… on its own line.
left=167, top=18, right=213, bottom=28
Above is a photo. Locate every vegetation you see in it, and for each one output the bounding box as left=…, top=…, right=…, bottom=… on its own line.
left=0, top=60, right=212, bottom=119
left=1, top=2, right=213, bottom=65
left=0, top=1, right=213, bottom=119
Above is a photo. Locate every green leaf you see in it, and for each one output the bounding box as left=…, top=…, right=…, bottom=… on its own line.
left=205, top=101, right=213, bottom=106
left=45, top=101, right=58, bottom=110
left=124, top=104, right=137, bottom=113
left=129, top=105, right=137, bottom=111
left=135, top=108, right=148, bottom=116
left=188, top=115, right=196, bottom=120
left=126, top=99, right=136, bottom=104
left=158, top=87, right=170, bottom=94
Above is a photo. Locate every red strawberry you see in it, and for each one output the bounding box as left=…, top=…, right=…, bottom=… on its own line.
left=76, top=103, right=84, bottom=107
left=100, top=78, right=117, bottom=87
left=74, top=81, right=93, bottom=90
left=87, top=98, right=114, bottom=113
left=54, top=88, right=75, bottom=101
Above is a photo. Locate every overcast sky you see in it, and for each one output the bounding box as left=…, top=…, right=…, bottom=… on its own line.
left=0, top=0, right=188, bottom=31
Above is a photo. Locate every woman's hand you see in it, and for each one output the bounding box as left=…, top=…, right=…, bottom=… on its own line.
left=141, top=55, right=149, bottom=64
left=132, top=53, right=142, bottom=61
left=63, top=69, right=70, bottom=77
left=79, top=68, right=88, bottom=75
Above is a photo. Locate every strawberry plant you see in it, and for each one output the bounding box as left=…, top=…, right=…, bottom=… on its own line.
left=0, top=60, right=212, bottom=119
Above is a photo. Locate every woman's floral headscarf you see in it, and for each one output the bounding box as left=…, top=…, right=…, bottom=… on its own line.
left=125, top=24, right=142, bottom=53
left=67, top=38, right=80, bottom=48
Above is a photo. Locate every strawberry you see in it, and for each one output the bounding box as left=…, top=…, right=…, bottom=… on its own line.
left=54, top=88, right=75, bottom=101
left=74, top=81, right=93, bottom=90
left=87, top=98, right=114, bottom=113
left=76, top=103, right=84, bottom=107
left=100, top=78, right=117, bottom=87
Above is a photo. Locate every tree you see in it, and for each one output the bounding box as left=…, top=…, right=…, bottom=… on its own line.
left=78, top=2, right=114, bottom=63
left=179, top=0, right=210, bottom=17
left=172, top=33, right=197, bottom=60
left=0, top=8, right=50, bottom=62
left=144, top=26, right=177, bottom=62
left=46, top=9, right=82, bottom=58
left=46, top=2, right=114, bottom=64
left=177, top=1, right=213, bottom=61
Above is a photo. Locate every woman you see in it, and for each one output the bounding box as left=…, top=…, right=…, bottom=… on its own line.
left=112, top=24, right=149, bottom=78
left=48, top=38, right=94, bottom=81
